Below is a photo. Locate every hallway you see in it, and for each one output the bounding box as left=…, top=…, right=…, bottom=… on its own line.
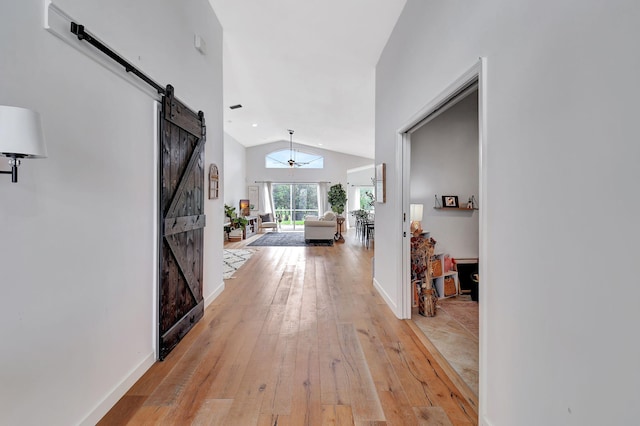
left=100, top=232, right=477, bottom=425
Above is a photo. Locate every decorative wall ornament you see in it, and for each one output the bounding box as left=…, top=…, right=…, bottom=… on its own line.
left=209, top=163, right=219, bottom=199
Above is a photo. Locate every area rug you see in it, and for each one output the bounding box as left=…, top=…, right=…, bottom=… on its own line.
left=437, top=296, right=479, bottom=340
left=223, top=249, right=255, bottom=279
left=247, top=232, right=333, bottom=247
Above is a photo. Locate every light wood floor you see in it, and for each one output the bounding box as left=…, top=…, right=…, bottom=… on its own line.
left=99, top=231, right=478, bottom=425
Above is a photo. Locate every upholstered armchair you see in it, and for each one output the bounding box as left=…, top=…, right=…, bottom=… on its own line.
left=304, top=211, right=337, bottom=242
left=258, top=213, right=278, bottom=233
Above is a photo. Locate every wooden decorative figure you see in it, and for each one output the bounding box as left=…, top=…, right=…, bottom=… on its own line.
left=411, top=235, right=438, bottom=317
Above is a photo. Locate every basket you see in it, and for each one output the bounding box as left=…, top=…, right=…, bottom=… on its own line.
left=432, top=259, right=442, bottom=277
left=443, top=276, right=457, bottom=296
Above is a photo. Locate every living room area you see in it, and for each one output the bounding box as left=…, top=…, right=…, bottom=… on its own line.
left=222, top=131, right=376, bottom=244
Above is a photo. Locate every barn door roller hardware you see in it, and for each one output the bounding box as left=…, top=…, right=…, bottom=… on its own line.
left=70, top=22, right=166, bottom=95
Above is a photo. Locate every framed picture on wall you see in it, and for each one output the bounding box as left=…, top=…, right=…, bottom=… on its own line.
left=248, top=185, right=259, bottom=212
left=375, top=163, right=386, bottom=203
left=239, top=199, right=250, bottom=216
left=442, top=195, right=459, bottom=208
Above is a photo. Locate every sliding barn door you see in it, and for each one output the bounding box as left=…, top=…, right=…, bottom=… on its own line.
left=159, top=85, right=206, bottom=360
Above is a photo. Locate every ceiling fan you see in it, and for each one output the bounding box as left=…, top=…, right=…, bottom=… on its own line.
left=265, top=130, right=323, bottom=168
left=286, top=129, right=309, bottom=168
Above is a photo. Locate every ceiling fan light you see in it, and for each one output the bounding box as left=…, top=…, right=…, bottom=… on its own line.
left=288, top=129, right=297, bottom=167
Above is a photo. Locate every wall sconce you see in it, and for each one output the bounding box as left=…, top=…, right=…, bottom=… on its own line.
left=0, top=106, right=47, bottom=183
left=410, top=203, right=424, bottom=236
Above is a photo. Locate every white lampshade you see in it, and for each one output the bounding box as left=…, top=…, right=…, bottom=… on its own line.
left=410, top=204, right=424, bottom=222
left=0, top=106, right=47, bottom=158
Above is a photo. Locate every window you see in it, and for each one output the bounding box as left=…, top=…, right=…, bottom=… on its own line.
left=272, top=183, right=319, bottom=230
left=358, top=186, right=375, bottom=212
left=265, top=149, right=324, bottom=168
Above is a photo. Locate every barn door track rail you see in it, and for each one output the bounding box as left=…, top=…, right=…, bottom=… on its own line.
left=70, top=22, right=165, bottom=95
left=44, top=1, right=168, bottom=99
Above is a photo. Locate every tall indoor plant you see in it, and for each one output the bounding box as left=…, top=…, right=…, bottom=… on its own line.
left=328, top=183, right=347, bottom=216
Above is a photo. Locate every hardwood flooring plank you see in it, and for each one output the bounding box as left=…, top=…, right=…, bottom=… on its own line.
left=316, top=256, right=351, bottom=405
left=163, top=318, right=264, bottom=423
left=289, top=257, right=323, bottom=426
left=125, top=405, right=171, bottom=425
left=336, top=323, right=385, bottom=423
left=225, top=255, right=300, bottom=424
left=143, top=332, right=213, bottom=406
left=96, top=395, right=146, bottom=425
left=190, top=399, right=234, bottom=426
left=406, top=320, right=479, bottom=412
left=318, top=317, right=352, bottom=406
left=204, top=318, right=271, bottom=400
left=354, top=318, right=418, bottom=426
left=259, top=333, right=297, bottom=415
left=321, top=404, right=355, bottom=426
left=257, top=413, right=291, bottom=426
left=367, top=306, right=477, bottom=424
left=413, top=406, right=454, bottom=426
left=99, top=231, right=479, bottom=425
left=126, top=317, right=209, bottom=397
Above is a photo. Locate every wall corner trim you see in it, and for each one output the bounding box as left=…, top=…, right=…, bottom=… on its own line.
left=205, top=281, right=225, bottom=307
left=79, top=352, right=155, bottom=426
left=373, top=277, right=402, bottom=318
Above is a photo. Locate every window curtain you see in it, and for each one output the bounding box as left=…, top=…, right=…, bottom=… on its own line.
left=353, top=187, right=361, bottom=210
left=317, top=182, right=328, bottom=216
left=263, top=182, right=275, bottom=215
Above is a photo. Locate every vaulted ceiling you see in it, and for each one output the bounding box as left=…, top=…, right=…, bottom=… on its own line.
left=208, top=0, right=407, bottom=159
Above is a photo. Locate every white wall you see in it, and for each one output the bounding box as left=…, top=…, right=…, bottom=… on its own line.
left=223, top=132, right=247, bottom=210
left=376, top=1, right=640, bottom=425
left=0, top=1, right=223, bottom=424
left=245, top=141, right=373, bottom=213
left=410, top=92, right=479, bottom=258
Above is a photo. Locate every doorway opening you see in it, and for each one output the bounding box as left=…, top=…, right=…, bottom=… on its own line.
left=397, top=59, right=487, bottom=406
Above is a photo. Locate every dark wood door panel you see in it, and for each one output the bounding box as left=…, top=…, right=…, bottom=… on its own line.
left=159, top=85, right=206, bottom=360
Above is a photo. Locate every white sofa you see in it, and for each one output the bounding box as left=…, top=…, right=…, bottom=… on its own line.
left=304, top=211, right=337, bottom=242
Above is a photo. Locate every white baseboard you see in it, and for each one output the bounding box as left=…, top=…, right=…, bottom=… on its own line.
left=79, top=351, right=155, bottom=426
left=205, top=281, right=225, bottom=307
left=77, top=280, right=224, bottom=425
left=481, top=415, right=494, bottom=426
left=373, top=277, right=400, bottom=318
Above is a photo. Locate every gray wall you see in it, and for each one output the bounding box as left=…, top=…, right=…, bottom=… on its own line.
left=410, top=92, right=479, bottom=258
left=223, top=132, right=248, bottom=209
left=376, top=0, right=640, bottom=424
left=0, top=0, right=224, bottom=424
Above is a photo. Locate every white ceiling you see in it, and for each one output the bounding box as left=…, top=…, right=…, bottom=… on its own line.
left=207, top=0, right=407, bottom=159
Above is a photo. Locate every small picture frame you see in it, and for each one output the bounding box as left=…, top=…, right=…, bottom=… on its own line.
left=442, top=195, right=459, bottom=208
left=239, top=199, right=250, bottom=216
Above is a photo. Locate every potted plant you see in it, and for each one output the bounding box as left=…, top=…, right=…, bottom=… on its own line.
left=328, top=183, right=347, bottom=216
left=224, top=204, right=248, bottom=239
